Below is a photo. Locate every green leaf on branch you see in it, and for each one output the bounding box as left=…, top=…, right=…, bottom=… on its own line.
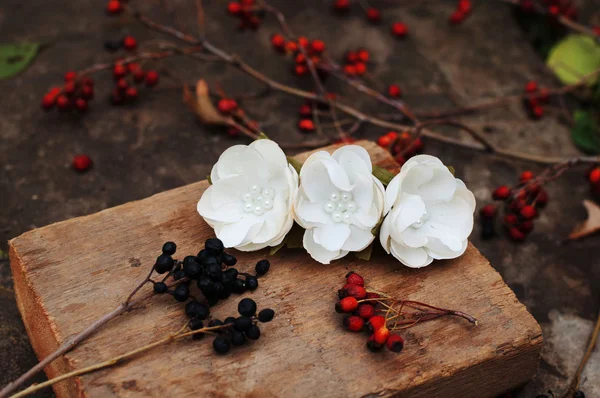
left=0, top=42, right=41, bottom=80
left=571, top=110, right=600, bottom=155
left=355, top=244, right=373, bottom=261
left=372, top=165, right=395, bottom=186
left=547, top=35, right=600, bottom=86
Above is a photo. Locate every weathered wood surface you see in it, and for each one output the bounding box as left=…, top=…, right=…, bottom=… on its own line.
left=9, top=141, right=542, bottom=398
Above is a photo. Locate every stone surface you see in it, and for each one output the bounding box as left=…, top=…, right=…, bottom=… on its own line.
left=0, top=0, right=599, bottom=397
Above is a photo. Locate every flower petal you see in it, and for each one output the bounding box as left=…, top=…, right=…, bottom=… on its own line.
left=313, top=223, right=351, bottom=252
left=390, top=241, right=433, bottom=268
left=208, top=175, right=248, bottom=208
left=295, top=194, right=330, bottom=227
left=394, top=194, right=427, bottom=232
left=214, top=217, right=259, bottom=248
left=425, top=237, right=468, bottom=260
left=300, top=155, right=335, bottom=202
left=250, top=139, right=289, bottom=177
left=417, top=167, right=457, bottom=203
left=216, top=145, right=268, bottom=184
left=303, top=229, right=347, bottom=264
left=197, top=189, right=244, bottom=224
left=332, top=145, right=373, bottom=173
left=342, top=225, right=375, bottom=251
left=427, top=196, right=474, bottom=241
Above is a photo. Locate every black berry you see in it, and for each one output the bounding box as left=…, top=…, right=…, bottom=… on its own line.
left=238, top=298, right=257, bottom=317
left=232, top=278, right=246, bottom=294
left=205, top=238, right=224, bottom=256
left=224, top=316, right=237, bottom=325
left=258, top=309, right=275, bottom=323
left=162, top=241, right=177, bottom=255
left=206, top=263, right=223, bottom=281
left=173, top=283, right=190, bottom=302
left=197, top=277, right=217, bottom=297
left=245, top=275, right=259, bottom=291
left=183, top=256, right=202, bottom=279
left=212, top=336, right=230, bottom=354
left=224, top=268, right=239, bottom=280
left=197, top=249, right=209, bottom=263
left=245, top=324, right=261, bottom=340
left=154, top=254, right=174, bottom=274
left=222, top=253, right=237, bottom=266
left=208, top=319, right=223, bottom=328
left=189, top=318, right=204, bottom=331
left=255, top=259, right=270, bottom=276
left=230, top=330, right=247, bottom=346
left=153, top=282, right=168, bottom=294
left=234, top=316, right=253, bottom=332
left=185, top=301, right=210, bottom=319
left=574, top=391, right=586, bottom=398
left=173, top=268, right=186, bottom=280
left=217, top=283, right=232, bottom=300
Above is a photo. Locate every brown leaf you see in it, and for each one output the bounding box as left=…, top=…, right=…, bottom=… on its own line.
left=569, top=200, right=600, bottom=240
left=183, top=80, right=229, bottom=125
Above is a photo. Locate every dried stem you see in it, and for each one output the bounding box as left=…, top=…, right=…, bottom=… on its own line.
left=8, top=323, right=233, bottom=398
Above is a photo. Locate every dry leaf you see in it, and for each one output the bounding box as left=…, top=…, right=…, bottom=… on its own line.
left=183, top=80, right=229, bottom=125
left=568, top=200, right=600, bottom=240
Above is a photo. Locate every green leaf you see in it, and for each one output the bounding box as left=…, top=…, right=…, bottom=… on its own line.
left=372, top=165, right=395, bottom=186
left=547, top=35, right=600, bottom=86
left=207, top=174, right=212, bottom=185
left=355, top=244, right=373, bottom=261
left=287, top=156, right=303, bottom=174
left=447, top=165, right=455, bottom=176
left=0, top=42, right=41, bottom=80
left=571, top=110, right=600, bottom=154
left=257, top=132, right=270, bottom=140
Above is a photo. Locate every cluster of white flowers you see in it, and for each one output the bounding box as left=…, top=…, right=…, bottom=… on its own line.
left=198, top=139, right=475, bottom=268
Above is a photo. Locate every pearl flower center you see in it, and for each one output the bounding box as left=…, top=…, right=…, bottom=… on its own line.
left=411, top=210, right=429, bottom=229
left=323, top=191, right=357, bottom=224
left=242, top=185, right=276, bottom=216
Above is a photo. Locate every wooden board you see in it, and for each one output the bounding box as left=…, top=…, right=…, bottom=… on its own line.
left=9, top=141, right=543, bottom=398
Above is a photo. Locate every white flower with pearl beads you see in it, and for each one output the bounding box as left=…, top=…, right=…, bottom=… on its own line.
left=197, top=139, right=298, bottom=251
left=380, top=155, right=476, bottom=268
left=293, top=145, right=385, bottom=264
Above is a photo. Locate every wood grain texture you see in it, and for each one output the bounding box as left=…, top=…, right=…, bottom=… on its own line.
left=9, top=141, right=542, bottom=398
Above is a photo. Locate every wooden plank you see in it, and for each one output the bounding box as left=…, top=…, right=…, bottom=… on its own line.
left=9, top=141, right=542, bottom=398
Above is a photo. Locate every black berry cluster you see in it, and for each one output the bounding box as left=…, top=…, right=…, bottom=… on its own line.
left=150, top=238, right=275, bottom=354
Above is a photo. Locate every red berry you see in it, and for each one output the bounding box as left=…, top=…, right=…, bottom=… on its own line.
left=285, top=41, right=298, bottom=53
left=295, top=53, right=306, bottom=65
left=133, top=69, right=145, bottom=83
left=409, top=137, right=424, bottom=153
left=538, top=87, right=550, bottom=103
left=520, top=0, right=534, bottom=12
left=48, top=87, right=62, bottom=97
left=271, top=33, right=286, bottom=51
left=64, top=71, right=77, bottom=82
left=294, top=64, right=308, bottom=76
left=588, top=167, right=600, bottom=184
left=298, top=119, right=315, bottom=132
left=116, top=78, right=129, bottom=91
left=367, top=315, right=386, bottom=332
left=386, top=334, right=405, bottom=353
left=480, top=204, right=497, bottom=219
left=457, top=0, right=472, bottom=14
left=335, top=296, right=358, bottom=313
left=339, top=284, right=367, bottom=300
left=217, top=98, right=237, bottom=113
left=357, top=303, right=375, bottom=320
left=391, top=22, right=408, bottom=37
left=520, top=170, right=534, bottom=183
left=311, top=39, right=326, bottom=54
left=106, top=0, right=123, bottom=15
left=63, top=81, right=76, bottom=96
left=346, top=51, right=357, bottom=63
left=123, top=36, right=137, bottom=50
left=345, top=271, right=365, bottom=286
left=366, top=7, right=381, bottom=23
left=449, top=10, right=465, bottom=24
left=525, top=81, right=538, bottom=93
left=377, top=134, right=392, bottom=148
left=387, top=84, right=402, bottom=98
left=41, top=94, right=56, bottom=110
left=492, top=185, right=511, bottom=200
left=74, top=98, right=88, bottom=112
left=81, top=85, right=94, bottom=100
left=343, top=64, right=357, bottom=76
left=227, top=2, right=242, bottom=15
left=518, top=220, right=534, bottom=234
left=366, top=292, right=380, bottom=300
left=373, top=326, right=390, bottom=344
left=548, top=5, right=559, bottom=16
left=532, top=105, right=544, bottom=119
left=520, top=205, right=537, bottom=220
left=113, top=63, right=127, bottom=80
left=367, top=335, right=384, bottom=352
left=504, top=214, right=518, bottom=226
left=72, top=154, right=92, bottom=172
left=56, top=95, right=70, bottom=110
left=125, top=86, right=138, bottom=101
left=386, top=131, right=398, bottom=140
left=508, top=227, right=526, bottom=242
left=298, top=104, right=312, bottom=117
left=333, top=0, right=350, bottom=12
left=357, top=49, right=370, bottom=63
left=535, top=189, right=548, bottom=208
left=343, top=315, right=364, bottom=332
left=145, top=70, right=159, bottom=87
left=355, top=62, right=367, bottom=75
left=297, top=36, right=309, bottom=49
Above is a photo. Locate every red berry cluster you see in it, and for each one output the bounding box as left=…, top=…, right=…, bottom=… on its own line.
left=41, top=73, right=94, bottom=113
left=481, top=170, right=548, bottom=241
left=335, top=272, right=405, bottom=353
left=270, top=34, right=326, bottom=78
left=377, top=131, right=425, bottom=166
left=586, top=166, right=600, bottom=199
left=110, top=63, right=158, bottom=105
left=523, top=80, right=550, bottom=120
left=544, top=0, right=578, bottom=20
left=227, top=0, right=263, bottom=31
left=449, top=0, right=472, bottom=25
left=343, top=48, right=369, bottom=77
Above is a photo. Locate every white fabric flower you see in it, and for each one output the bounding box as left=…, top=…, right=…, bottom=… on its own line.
left=197, top=139, right=298, bottom=251
left=380, top=155, right=475, bottom=268
left=293, top=145, right=385, bottom=264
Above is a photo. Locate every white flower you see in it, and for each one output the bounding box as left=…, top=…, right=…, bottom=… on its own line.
left=197, top=139, right=298, bottom=251
left=293, top=145, right=385, bottom=264
left=380, top=155, right=475, bottom=268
